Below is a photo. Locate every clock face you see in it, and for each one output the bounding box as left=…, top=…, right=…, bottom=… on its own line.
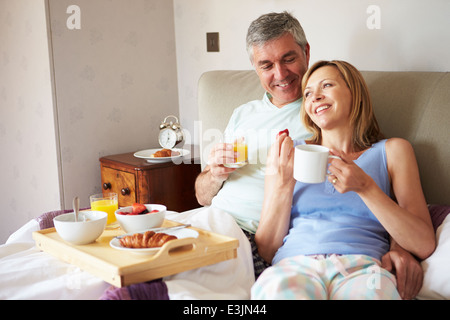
left=159, top=128, right=177, bottom=149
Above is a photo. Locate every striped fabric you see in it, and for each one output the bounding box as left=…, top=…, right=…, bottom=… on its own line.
left=251, top=254, right=401, bottom=300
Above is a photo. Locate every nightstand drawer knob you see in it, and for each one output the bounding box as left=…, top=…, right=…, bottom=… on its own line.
left=103, top=182, right=111, bottom=190
left=121, top=187, right=131, bottom=196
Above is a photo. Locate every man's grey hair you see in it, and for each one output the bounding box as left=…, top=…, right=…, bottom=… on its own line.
left=246, top=11, right=308, bottom=64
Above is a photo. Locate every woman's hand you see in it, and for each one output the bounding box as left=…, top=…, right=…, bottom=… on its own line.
left=256, top=132, right=296, bottom=263
left=326, top=150, right=373, bottom=194
left=265, top=132, right=296, bottom=189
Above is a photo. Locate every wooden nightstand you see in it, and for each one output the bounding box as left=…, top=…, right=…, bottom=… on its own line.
left=99, top=150, right=201, bottom=212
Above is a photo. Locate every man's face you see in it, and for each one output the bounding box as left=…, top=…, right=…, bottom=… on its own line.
left=252, top=33, right=310, bottom=108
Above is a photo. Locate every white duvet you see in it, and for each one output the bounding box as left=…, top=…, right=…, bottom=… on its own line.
left=0, top=207, right=254, bottom=300
left=2, top=205, right=448, bottom=300
left=417, top=214, right=450, bottom=300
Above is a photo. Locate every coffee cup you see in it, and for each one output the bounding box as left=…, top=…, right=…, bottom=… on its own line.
left=293, top=144, right=340, bottom=183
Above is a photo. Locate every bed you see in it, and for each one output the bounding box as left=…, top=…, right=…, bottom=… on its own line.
left=0, top=207, right=254, bottom=300
left=1, top=69, right=449, bottom=300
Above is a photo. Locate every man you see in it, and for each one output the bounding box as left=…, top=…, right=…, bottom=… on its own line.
left=195, top=11, right=422, bottom=299
left=196, top=11, right=310, bottom=277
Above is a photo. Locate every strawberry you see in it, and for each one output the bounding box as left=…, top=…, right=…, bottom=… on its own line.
left=277, top=129, right=289, bottom=137
left=132, top=203, right=147, bottom=215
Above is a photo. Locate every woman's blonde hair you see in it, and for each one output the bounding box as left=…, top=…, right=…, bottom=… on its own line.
left=301, top=60, right=384, bottom=150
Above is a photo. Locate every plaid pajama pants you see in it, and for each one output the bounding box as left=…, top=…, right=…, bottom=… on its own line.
left=242, top=230, right=271, bottom=279
left=251, top=254, right=401, bottom=300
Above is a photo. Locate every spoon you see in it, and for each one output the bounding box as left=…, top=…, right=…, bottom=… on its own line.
left=73, top=196, right=80, bottom=222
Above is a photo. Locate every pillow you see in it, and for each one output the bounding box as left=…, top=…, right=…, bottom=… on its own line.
left=417, top=206, right=450, bottom=300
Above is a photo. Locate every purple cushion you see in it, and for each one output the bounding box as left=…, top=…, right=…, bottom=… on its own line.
left=99, top=279, right=169, bottom=300
left=35, top=208, right=90, bottom=230
left=429, top=204, right=450, bottom=232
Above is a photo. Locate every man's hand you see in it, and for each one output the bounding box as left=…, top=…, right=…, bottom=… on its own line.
left=194, top=142, right=236, bottom=206
left=207, top=142, right=237, bottom=181
left=381, top=242, right=423, bottom=300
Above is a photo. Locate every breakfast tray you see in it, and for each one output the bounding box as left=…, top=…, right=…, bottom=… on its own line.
left=32, top=220, right=239, bottom=287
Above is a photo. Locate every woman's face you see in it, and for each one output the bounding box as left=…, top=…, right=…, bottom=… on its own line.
left=303, top=66, right=352, bottom=131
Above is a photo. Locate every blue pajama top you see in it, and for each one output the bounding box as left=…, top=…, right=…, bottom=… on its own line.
left=272, top=139, right=391, bottom=265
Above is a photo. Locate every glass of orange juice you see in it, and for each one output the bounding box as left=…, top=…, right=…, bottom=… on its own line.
left=90, top=192, right=118, bottom=225
left=223, top=133, right=248, bottom=168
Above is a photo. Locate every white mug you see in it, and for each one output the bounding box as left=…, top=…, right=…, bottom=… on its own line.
left=293, top=144, right=340, bottom=183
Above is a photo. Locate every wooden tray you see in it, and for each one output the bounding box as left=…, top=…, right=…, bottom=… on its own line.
left=32, top=220, right=239, bottom=287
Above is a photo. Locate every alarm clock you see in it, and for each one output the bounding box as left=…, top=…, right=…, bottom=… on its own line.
left=158, top=115, right=184, bottom=149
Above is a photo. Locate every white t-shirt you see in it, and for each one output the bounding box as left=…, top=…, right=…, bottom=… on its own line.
left=211, top=93, right=311, bottom=233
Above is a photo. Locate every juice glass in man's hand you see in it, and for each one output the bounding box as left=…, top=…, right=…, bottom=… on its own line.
left=223, top=133, right=248, bottom=168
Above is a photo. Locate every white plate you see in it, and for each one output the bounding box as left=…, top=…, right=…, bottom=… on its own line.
left=133, top=148, right=190, bottom=163
left=109, top=228, right=199, bottom=255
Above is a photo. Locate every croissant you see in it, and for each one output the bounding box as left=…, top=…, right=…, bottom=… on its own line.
left=119, top=231, right=177, bottom=248
left=151, top=149, right=180, bottom=157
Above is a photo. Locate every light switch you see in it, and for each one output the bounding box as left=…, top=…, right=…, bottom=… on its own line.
left=207, top=32, right=220, bottom=52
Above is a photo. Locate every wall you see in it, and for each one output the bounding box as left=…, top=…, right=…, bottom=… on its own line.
left=0, top=0, right=179, bottom=243
left=48, top=0, right=179, bottom=210
left=173, top=0, right=450, bottom=149
left=0, top=0, right=60, bottom=242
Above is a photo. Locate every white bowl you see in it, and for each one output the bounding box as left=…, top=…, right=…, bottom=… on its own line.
left=115, top=204, right=166, bottom=233
left=54, top=211, right=107, bottom=245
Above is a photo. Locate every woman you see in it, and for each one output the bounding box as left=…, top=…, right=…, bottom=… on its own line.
left=252, top=60, right=435, bottom=299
